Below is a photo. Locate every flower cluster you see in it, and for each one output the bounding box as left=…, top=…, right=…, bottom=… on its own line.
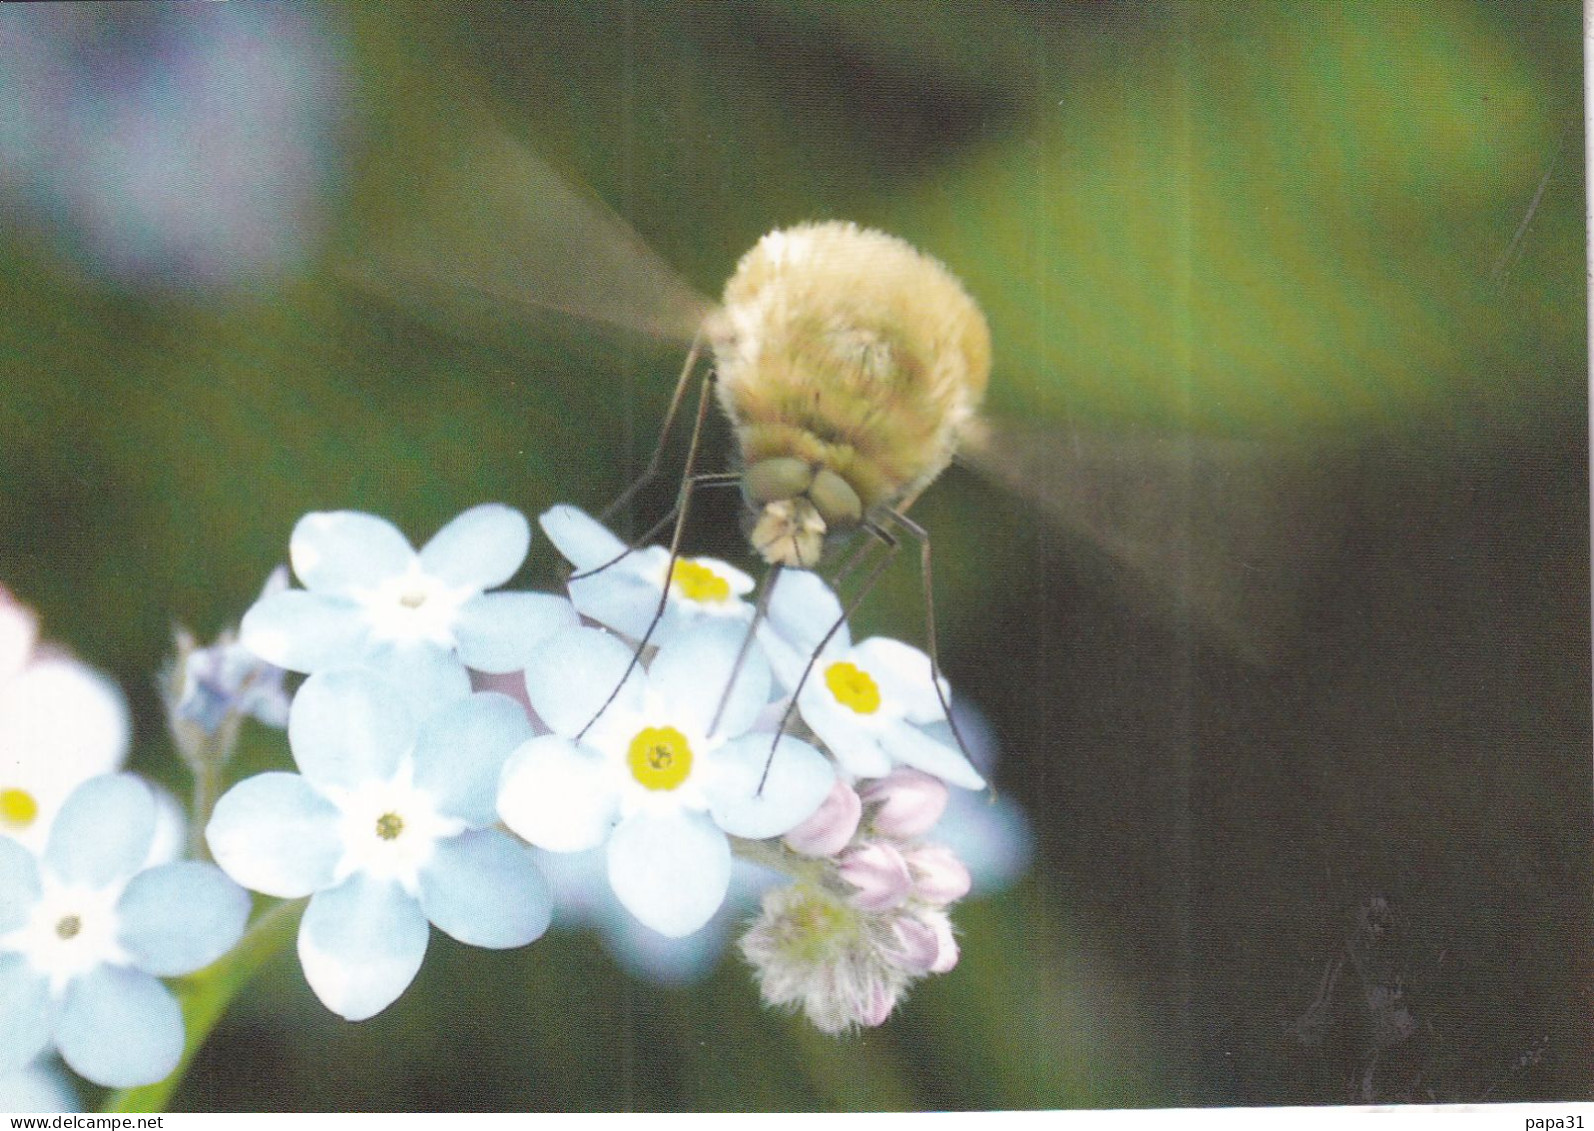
left=737, top=769, right=972, bottom=1032
left=212, top=503, right=995, bottom=1032
left=213, top=505, right=570, bottom=1020
left=5, top=497, right=1013, bottom=1099
left=0, top=588, right=245, bottom=1094
left=530, top=506, right=993, bottom=1025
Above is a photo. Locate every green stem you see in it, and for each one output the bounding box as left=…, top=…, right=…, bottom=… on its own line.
left=731, top=836, right=832, bottom=887
left=186, top=759, right=219, bottom=863
left=102, top=897, right=304, bottom=1114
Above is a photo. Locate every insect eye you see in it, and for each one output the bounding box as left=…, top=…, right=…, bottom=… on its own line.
left=808, top=468, right=862, bottom=529
left=743, top=457, right=813, bottom=505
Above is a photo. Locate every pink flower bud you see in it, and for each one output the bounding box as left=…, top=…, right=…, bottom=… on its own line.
left=920, top=908, right=960, bottom=973
left=883, top=914, right=943, bottom=974
left=858, top=980, right=897, bottom=1028
left=860, top=768, right=948, bottom=839
left=903, top=843, right=972, bottom=904
left=783, top=778, right=862, bottom=857
left=837, top=840, right=913, bottom=912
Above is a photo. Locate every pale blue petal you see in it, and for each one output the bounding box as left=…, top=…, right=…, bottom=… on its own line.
left=362, top=644, right=474, bottom=719
left=205, top=773, right=341, bottom=898
left=288, top=669, right=414, bottom=790
left=418, top=830, right=551, bottom=948
left=55, top=967, right=181, bottom=1088
left=521, top=627, right=643, bottom=737
left=937, top=792, right=1033, bottom=894
left=567, top=567, right=665, bottom=642
left=852, top=637, right=946, bottom=724
left=706, top=735, right=835, bottom=839
left=454, top=591, right=579, bottom=672
left=606, top=812, right=730, bottom=938
left=419, top=504, right=530, bottom=589
left=539, top=505, right=627, bottom=572
left=290, top=511, right=414, bottom=593
left=412, top=693, right=532, bottom=827
left=798, top=693, right=892, bottom=779
left=921, top=700, right=999, bottom=778
left=497, top=736, right=618, bottom=852
left=298, top=874, right=428, bottom=1021
left=239, top=590, right=368, bottom=672
left=117, top=862, right=250, bottom=977
left=879, top=722, right=986, bottom=791
left=45, top=775, right=153, bottom=888
left=0, top=838, right=40, bottom=932
left=0, top=1058, right=80, bottom=1112
left=530, top=846, right=608, bottom=922
left=761, top=569, right=849, bottom=688
left=648, top=621, right=771, bottom=741
left=602, top=917, right=727, bottom=987
left=0, top=658, right=128, bottom=799
left=0, top=956, right=51, bottom=1074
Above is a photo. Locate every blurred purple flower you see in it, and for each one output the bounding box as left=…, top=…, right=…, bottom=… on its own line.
left=0, top=4, right=347, bottom=290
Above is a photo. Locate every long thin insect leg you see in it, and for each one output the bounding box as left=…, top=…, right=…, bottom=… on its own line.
left=758, top=538, right=899, bottom=795
left=706, top=563, right=782, bottom=741
left=576, top=360, right=726, bottom=742
left=571, top=472, right=739, bottom=583
left=600, top=330, right=706, bottom=525
left=871, top=506, right=977, bottom=775
left=826, top=523, right=880, bottom=593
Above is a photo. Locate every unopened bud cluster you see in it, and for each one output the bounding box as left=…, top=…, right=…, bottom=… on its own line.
left=741, top=768, right=972, bottom=1032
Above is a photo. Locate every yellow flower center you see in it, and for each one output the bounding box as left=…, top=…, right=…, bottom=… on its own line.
left=399, top=589, right=428, bottom=609
left=627, top=725, right=694, bottom=791
left=670, top=559, right=731, bottom=604
left=375, top=812, right=405, bottom=841
left=824, top=661, right=881, bottom=715
left=55, top=914, right=82, bottom=941
left=0, top=787, right=38, bottom=829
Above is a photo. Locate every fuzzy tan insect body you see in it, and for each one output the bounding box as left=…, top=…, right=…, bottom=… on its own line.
left=705, top=222, right=992, bottom=569
left=356, top=134, right=1328, bottom=661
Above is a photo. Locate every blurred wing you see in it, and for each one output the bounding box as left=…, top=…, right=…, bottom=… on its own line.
left=962, top=421, right=1350, bottom=663
left=344, top=129, right=714, bottom=343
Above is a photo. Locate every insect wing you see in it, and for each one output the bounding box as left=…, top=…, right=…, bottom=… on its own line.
left=961, top=421, right=1350, bottom=662
left=346, top=129, right=713, bottom=344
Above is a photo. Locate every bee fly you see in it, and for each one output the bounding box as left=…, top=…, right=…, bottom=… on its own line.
left=577, top=219, right=990, bottom=771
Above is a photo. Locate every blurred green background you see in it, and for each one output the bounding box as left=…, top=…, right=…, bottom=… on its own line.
left=0, top=0, right=1586, bottom=1110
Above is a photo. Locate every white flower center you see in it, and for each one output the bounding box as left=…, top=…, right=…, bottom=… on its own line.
left=0, top=871, right=129, bottom=994
left=352, top=561, right=474, bottom=647
left=329, top=762, right=465, bottom=893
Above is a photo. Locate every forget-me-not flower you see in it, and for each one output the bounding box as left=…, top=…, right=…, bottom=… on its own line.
left=540, top=505, right=756, bottom=645
left=759, top=570, right=984, bottom=790
left=0, top=775, right=249, bottom=1087
left=240, top=505, right=576, bottom=714
left=498, top=622, right=834, bottom=938
left=168, top=568, right=293, bottom=741
left=206, top=669, right=551, bottom=1020
left=0, top=594, right=130, bottom=853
